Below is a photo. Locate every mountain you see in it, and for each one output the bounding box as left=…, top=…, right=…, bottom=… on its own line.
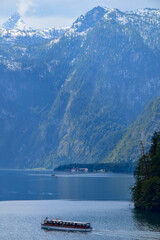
left=0, top=13, right=67, bottom=46
left=2, top=12, right=29, bottom=30
left=66, top=7, right=160, bottom=49
left=109, top=97, right=160, bottom=163
left=0, top=7, right=159, bottom=168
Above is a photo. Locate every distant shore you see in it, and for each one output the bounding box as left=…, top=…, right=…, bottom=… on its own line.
left=0, top=162, right=137, bottom=173
left=54, top=162, right=137, bottom=174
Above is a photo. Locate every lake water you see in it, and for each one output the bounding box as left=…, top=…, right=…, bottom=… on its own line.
left=0, top=170, right=160, bottom=240
left=0, top=170, right=133, bottom=201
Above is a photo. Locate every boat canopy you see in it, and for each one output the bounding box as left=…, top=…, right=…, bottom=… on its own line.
left=44, top=218, right=90, bottom=225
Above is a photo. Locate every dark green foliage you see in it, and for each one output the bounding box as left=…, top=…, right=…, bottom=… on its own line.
left=132, top=132, right=160, bottom=212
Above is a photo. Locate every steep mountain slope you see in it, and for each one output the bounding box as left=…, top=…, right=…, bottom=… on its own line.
left=30, top=13, right=159, bottom=168
left=0, top=7, right=159, bottom=168
left=109, top=97, right=160, bottom=163
left=2, top=12, right=29, bottom=30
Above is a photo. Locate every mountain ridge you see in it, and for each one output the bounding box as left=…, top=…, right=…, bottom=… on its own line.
left=2, top=12, right=29, bottom=30
left=1, top=7, right=160, bottom=48
left=0, top=12, right=67, bottom=46
left=0, top=7, right=159, bottom=168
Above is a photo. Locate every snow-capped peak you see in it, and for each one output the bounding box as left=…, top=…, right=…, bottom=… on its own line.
left=70, top=6, right=110, bottom=33
left=2, top=12, right=30, bottom=30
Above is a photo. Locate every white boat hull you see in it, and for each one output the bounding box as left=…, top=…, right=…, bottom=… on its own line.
left=41, top=224, right=92, bottom=232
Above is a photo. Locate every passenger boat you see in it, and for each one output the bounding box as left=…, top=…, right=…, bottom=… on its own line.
left=41, top=217, right=92, bottom=232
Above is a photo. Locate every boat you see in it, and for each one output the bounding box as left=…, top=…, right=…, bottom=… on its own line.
left=41, top=217, right=92, bottom=232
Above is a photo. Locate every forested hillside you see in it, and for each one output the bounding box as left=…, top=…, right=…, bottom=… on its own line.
left=109, top=97, right=160, bottom=163
left=0, top=7, right=160, bottom=168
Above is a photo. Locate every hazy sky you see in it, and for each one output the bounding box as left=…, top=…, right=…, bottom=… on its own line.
left=0, top=0, right=160, bottom=28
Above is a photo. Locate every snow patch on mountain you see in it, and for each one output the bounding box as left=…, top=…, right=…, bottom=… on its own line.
left=2, top=12, right=30, bottom=30
left=0, top=13, right=68, bottom=45
left=3, top=60, right=22, bottom=71
left=0, top=7, right=160, bottom=49
left=0, top=27, right=67, bottom=46
left=103, top=7, right=160, bottom=49
left=117, top=16, right=128, bottom=25
left=104, top=8, right=129, bottom=25
left=48, top=38, right=61, bottom=48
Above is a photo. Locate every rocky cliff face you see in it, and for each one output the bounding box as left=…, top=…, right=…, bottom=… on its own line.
left=0, top=7, right=160, bottom=168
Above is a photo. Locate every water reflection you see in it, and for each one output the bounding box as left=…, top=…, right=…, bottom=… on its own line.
left=133, top=209, right=160, bottom=232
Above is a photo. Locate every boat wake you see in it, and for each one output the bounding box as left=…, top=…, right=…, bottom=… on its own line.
left=93, top=229, right=160, bottom=239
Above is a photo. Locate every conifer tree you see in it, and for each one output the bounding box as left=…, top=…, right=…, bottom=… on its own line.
left=132, top=132, right=160, bottom=212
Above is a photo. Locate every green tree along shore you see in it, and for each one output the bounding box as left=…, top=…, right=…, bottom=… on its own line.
left=132, top=132, right=160, bottom=212
left=54, top=162, right=137, bottom=173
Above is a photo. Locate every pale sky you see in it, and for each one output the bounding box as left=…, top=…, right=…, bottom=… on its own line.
left=0, top=0, right=160, bottom=28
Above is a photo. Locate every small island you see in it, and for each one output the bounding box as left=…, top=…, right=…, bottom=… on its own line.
left=132, top=131, right=160, bottom=212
